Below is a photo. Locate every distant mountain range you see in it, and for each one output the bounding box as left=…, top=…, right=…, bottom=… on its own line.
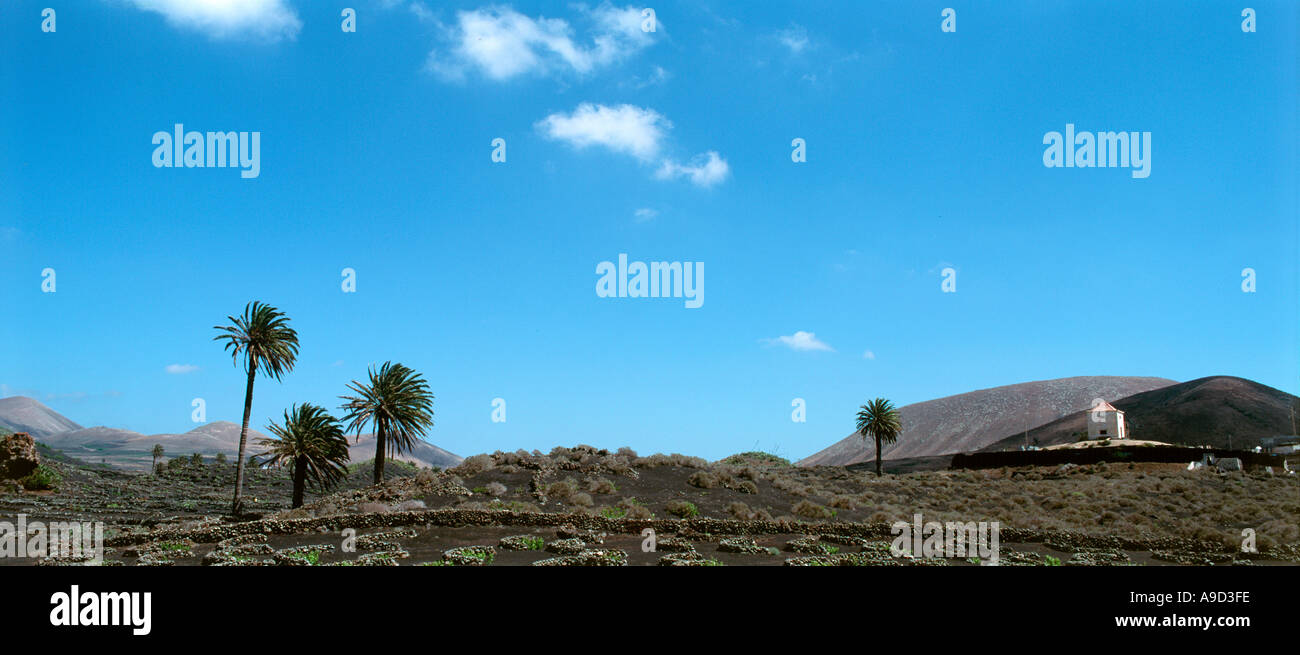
left=798, top=376, right=1178, bottom=467
left=0, top=396, right=462, bottom=471
left=0, top=396, right=83, bottom=438
left=979, top=376, right=1300, bottom=452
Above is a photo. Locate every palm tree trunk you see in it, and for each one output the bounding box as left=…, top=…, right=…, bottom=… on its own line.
left=292, top=455, right=306, bottom=508
left=875, top=434, right=883, bottom=477
left=373, top=419, right=386, bottom=485
left=231, top=364, right=256, bottom=515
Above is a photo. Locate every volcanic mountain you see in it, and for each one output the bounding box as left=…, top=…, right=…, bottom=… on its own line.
left=980, top=376, right=1300, bottom=452
left=0, top=396, right=462, bottom=471
left=0, top=396, right=83, bottom=439
left=797, top=376, right=1177, bottom=467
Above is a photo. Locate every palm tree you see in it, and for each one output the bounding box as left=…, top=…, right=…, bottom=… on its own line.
left=340, top=361, right=435, bottom=484
left=151, top=444, right=164, bottom=472
left=856, top=398, right=902, bottom=477
left=213, top=301, right=300, bottom=515
left=256, top=404, right=350, bottom=508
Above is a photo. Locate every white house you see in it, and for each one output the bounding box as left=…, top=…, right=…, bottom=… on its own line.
left=1087, top=400, right=1126, bottom=440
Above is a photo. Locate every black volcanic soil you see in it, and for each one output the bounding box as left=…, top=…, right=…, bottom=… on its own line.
left=2, top=445, right=1297, bottom=567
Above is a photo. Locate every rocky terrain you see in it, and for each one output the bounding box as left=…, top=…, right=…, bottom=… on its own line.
left=799, top=376, right=1176, bottom=466
left=3, top=443, right=1296, bottom=567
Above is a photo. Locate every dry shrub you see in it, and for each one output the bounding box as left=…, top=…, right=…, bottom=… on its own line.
left=451, top=453, right=494, bottom=477
left=793, top=500, right=835, bottom=520
left=485, top=482, right=507, bottom=496
left=635, top=453, right=708, bottom=469
left=828, top=495, right=855, bottom=510
left=772, top=476, right=810, bottom=497
left=587, top=478, right=617, bottom=494
left=624, top=504, right=652, bottom=519
left=665, top=500, right=699, bottom=518
left=727, top=502, right=754, bottom=519
left=546, top=480, right=575, bottom=500
left=688, top=471, right=719, bottom=489
left=569, top=492, right=594, bottom=507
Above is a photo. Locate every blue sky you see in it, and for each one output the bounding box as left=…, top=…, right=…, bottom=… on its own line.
left=2, top=1, right=1297, bottom=461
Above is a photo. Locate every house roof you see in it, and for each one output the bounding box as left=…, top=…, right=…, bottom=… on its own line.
left=1089, top=400, right=1121, bottom=413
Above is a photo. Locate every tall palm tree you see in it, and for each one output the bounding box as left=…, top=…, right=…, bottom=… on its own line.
left=213, top=301, right=299, bottom=515
left=340, top=361, right=435, bottom=484
left=151, top=444, right=164, bottom=472
left=256, top=404, right=350, bottom=508
left=856, top=398, right=902, bottom=477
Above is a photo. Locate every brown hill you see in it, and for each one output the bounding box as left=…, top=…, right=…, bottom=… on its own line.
left=980, top=376, right=1300, bottom=452
left=0, top=396, right=83, bottom=438
left=2, top=398, right=461, bottom=471
left=797, top=376, right=1177, bottom=466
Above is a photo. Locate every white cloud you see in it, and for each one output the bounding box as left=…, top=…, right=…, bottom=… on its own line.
left=124, top=0, right=301, bottom=41
left=863, top=350, right=876, bottom=360
left=538, top=103, right=728, bottom=188
left=656, top=151, right=730, bottom=188
left=764, top=331, right=834, bottom=352
left=634, top=208, right=658, bottom=222
left=404, top=2, right=434, bottom=22
left=537, top=103, right=669, bottom=161
left=428, top=4, right=655, bottom=81
left=165, top=364, right=200, bottom=374
left=777, top=25, right=810, bottom=54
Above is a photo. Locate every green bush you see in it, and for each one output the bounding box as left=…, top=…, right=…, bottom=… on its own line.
left=21, top=465, right=61, bottom=491
left=665, top=500, right=699, bottom=518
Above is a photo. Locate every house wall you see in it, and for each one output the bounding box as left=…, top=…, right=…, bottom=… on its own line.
left=1088, top=411, right=1125, bottom=439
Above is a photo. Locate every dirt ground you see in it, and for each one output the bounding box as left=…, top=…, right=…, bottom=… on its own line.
left=2, top=446, right=1297, bottom=566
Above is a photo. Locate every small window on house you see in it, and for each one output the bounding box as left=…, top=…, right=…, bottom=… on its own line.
left=1099, top=429, right=1108, bottom=435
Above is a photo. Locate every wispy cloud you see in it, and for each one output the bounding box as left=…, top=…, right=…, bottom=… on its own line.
left=763, top=331, right=834, bottom=352
left=426, top=4, right=656, bottom=81
left=536, top=103, right=668, bottom=161
left=538, top=103, right=729, bottom=188
left=165, top=363, right=200, bottom=375
left=634, top=208, right=658, bottom=222
left=656, top=152, right=730, bottom=188
left=776, top=25, right=811, bottom=54
left=123, top=0, right=301, bottom=41
left=863, top=350, right=876, bottom=360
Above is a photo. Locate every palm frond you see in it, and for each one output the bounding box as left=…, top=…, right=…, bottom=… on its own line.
left=212, top=300, right=300, bottom=380
left=856, top=397, right=901, bottom=446
left=339, top=361, right=435, bottom=457
left=256, top=403, right=350, bottom=492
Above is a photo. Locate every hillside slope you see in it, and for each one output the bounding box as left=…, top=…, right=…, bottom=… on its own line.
left=798, top=376, right=1177, bottom=466
left=980, top=376, right=1299, bottom=452
left=0, top=396, right=83, bottom=438
left=1, top=396, right=461, bottom=470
